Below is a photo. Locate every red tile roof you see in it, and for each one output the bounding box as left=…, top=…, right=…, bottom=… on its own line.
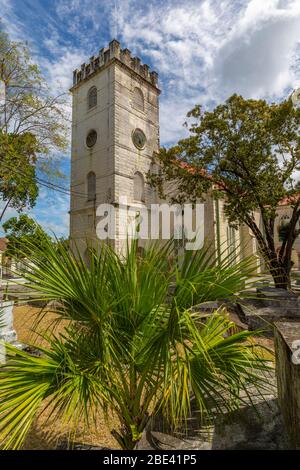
left=277, top=195, right=300, bottom=206
left=177, top=161, right=227, bottom=191
left=177, top=161, right=300, bottom=204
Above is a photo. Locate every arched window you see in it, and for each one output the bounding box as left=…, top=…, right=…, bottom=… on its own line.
left=132, top=87, right=144, bottom=111
left=133, top=171, right=145, bottom=202
left=87, top=171, right=96, bottom=201
left=88, top=86, right=97, bottom=109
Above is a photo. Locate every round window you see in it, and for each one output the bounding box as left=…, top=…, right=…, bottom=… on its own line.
left=86, top=130, right=97, bottom=148
left=132, top=128, right=146, bottom=150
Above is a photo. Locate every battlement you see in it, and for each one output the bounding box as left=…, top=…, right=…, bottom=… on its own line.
left=72, top=40, right=159, bottom=89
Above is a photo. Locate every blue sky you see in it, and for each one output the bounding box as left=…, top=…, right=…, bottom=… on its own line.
left=1, top=0, right=300, bottom=237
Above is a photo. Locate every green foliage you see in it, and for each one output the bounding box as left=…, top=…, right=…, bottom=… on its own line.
left=0, top=239, right=272, bottom=449
left=55, top=236, right=70, bottom=251
left=0, top=132, right=38, bottom=217
left=0, top=28, right=67, bottom=157
left=149, top=94, right=300, bottom=288
left=2, top=214, right=51, bottom=259
left=0, top=26, right=68, bottom=218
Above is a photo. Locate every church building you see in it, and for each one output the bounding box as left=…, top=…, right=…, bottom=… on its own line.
left=69, top=40, right=258, bottom=264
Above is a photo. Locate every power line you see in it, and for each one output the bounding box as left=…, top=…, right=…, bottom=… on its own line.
left=0, top=160, right=78, bottom=196
left=0, top=160, right=89, bottom=199
left=35, top=174, right=88, bottom=197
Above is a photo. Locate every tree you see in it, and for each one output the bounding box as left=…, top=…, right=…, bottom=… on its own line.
left=148, top=94, right=300, bottom=289
left=2, top=214, right=51, bottom=259
left=0, top=239, right=271, bottom=449
left=0, top=27, right=68, bottom=219
left=0, top=132, right=38, bottom=221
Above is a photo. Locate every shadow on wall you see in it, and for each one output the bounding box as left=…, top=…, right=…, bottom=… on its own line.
left=136, top=396, right=291, bottom=450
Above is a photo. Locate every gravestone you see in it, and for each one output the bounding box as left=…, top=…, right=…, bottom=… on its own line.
left=275, top=321, right=300, bottom=449
left=0, top=300, right=17, bottom=343
left=235, top=287, right=300, bottom=334
left=0, top=298, right=19, bottom=363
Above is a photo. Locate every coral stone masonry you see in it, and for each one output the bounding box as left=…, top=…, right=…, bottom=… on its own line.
left=69, top=39, right=256, bottom=263
left=71, top=40, right=159, bottom=89
left=69, top=40, right=160, bottom=258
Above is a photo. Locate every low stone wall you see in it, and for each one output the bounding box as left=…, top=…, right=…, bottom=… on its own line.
left=136, top=370, right=289, bottom=450
left=275, top=321, right=300, bottom=449
left=236, top=287, right=300, bottom=335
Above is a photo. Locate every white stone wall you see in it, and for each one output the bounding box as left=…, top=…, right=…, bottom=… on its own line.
left=70, top=51, right=160, bottom=256
left=113, top=62, right=160, bottom=253
left=70, top=42, right=261, bottom=264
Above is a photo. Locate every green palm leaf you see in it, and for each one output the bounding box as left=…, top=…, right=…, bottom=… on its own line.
left=0, top=237, right=273, bottom=449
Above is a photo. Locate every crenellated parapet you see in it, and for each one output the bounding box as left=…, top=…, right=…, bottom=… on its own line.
left=72, top=40, right=159, bottom=89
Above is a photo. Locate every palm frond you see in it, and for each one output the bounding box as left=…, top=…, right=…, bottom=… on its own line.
left=0, top=237, right=273, bottom=449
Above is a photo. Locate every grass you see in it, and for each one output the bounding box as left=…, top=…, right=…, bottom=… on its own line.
left=13, top=304, right=119, bottom=450
left=11, top=303, right=274, bottom=450
left=0, top=239, right=273, bottom=450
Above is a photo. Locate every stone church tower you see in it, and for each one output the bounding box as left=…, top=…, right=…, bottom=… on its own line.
left=69, top=39, right=258, bottom=265
left=69, top=40, right=160, bottom=257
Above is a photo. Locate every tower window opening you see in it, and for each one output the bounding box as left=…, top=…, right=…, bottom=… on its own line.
left=88, top=86, right=97, bottom=109
left=132, top=87, right=144, bottom=111
left=133, top=171, right=145, bottom=202
left=87, top=171, right=96, bottom=201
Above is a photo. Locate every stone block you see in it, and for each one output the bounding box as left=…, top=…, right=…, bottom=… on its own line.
left=236, top=287, right=300, bottom=335
left=0, top=299, right=19, bottom=363
left=136, top=372, right=289, bottom=450
left=0, top=300, right=16, bottom=343
left=275, top=321, right=300, bottom=449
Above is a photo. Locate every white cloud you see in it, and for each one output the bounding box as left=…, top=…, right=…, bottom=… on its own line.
left=0, top=187, right=70, bottom=238
left=54, top=0, right=114, bottom=44
left=30, top=187, right=69, bottom=237
left=116, top=0, right=300, bottom=142
left=213, top=0, right=300, bottom=99
left=0, top=0, right=26, bottom=41
left=3, top=0, right=300, bottom=144
left=2, top=0, right=300, bottom=234
left=43, top=50, right=84, bottom=92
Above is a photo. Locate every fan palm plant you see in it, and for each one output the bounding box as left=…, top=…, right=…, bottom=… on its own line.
left=0, top=239, right=272, bottom=450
